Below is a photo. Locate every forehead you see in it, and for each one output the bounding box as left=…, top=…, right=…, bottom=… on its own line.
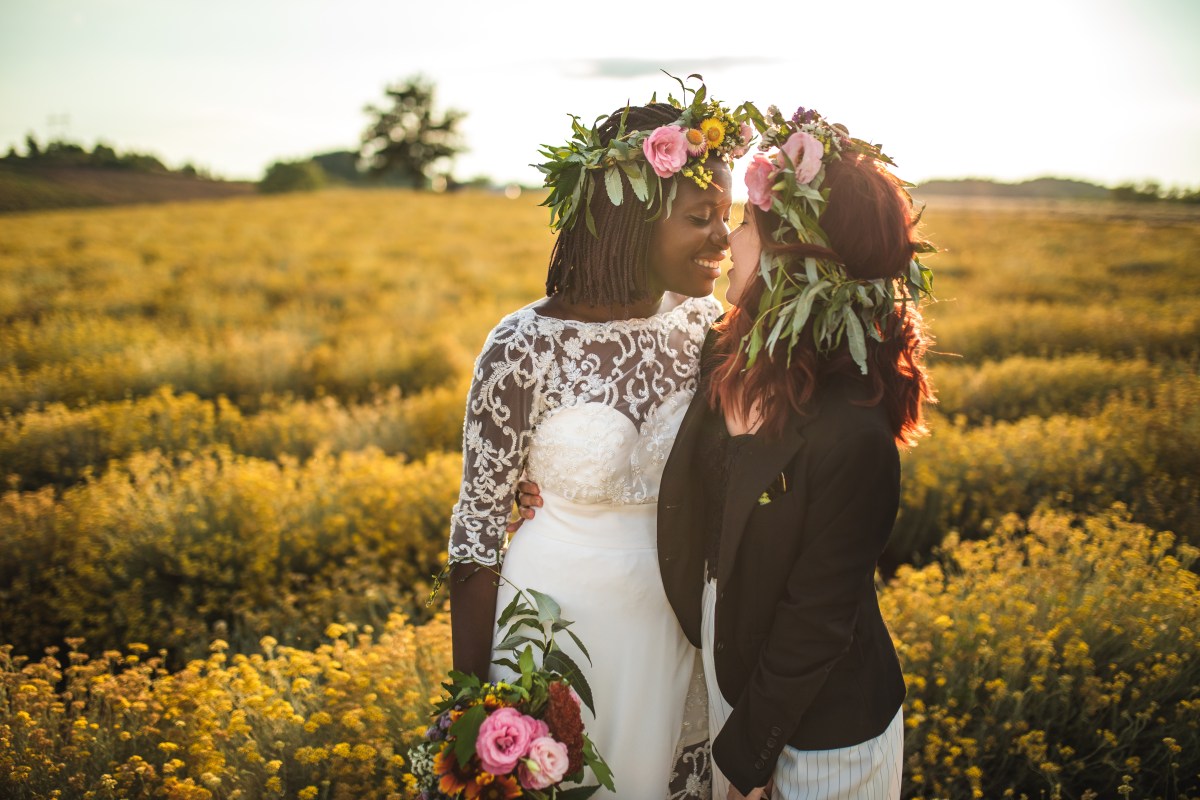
left=674, top=163, right=734, bottom=210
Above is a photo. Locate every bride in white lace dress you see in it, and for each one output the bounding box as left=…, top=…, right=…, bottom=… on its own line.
left=448, top=97, right=741, bottom=798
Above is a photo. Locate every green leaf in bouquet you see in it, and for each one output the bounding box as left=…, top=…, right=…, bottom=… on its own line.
left=449, top=703, right=487, bottom=765
left=554, top=624, right=592, bottom=665
left=490, top=656, right=521, bottom=673
left=444, top=669, right=481, bottom=690
left=583, top=733, right=616, bottom=791
left=495, top=591, right=524, bottom=630
left=518, top=645, right=536, bottom=676
left=543, top=649, right=593, bottom=715
left=528, top=589, right=562, bottom=625
left=494, top=629, right=541, bottom=653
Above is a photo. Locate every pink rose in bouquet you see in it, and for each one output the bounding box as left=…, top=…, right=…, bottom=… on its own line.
left=475, top=706, right=542, bottom=774
left=779, top=130, right=823, bottom=185
left=519, top=736, right=572, bottom=790
left=745, top=154, right=777, bottom=212
left=642, top=125, right=689, bottom=178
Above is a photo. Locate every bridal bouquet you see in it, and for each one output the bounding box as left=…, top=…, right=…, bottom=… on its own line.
left=408, top=587, right=614, bottom=799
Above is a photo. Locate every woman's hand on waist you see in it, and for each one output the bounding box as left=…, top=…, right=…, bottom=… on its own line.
left=505, top=479, right=543, bottom=533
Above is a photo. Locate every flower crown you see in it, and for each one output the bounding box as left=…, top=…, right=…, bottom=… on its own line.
left=738, top=104, right=936, bottom=374
left=535, top=73, right=754, bottom=236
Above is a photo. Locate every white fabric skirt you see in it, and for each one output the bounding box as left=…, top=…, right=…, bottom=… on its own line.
left=702, top=580, right=903, bottom=800
left=489, top=489, right=698, bottom=798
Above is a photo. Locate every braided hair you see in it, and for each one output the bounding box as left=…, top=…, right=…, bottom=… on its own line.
left=544, top=103, right=681, bottom=306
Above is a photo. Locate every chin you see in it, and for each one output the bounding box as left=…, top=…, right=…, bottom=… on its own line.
left=684, top=280, right=717, bottom=298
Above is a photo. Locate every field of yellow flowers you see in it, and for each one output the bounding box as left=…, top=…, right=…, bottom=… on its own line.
left=1, top=189, right=1197, bottom=798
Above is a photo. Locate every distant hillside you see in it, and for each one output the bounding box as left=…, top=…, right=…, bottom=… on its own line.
left=913, top=177, right=1111, bottom=200
left=0, top=165, right=254, bottom=213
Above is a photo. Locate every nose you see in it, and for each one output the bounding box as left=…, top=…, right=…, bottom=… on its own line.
left=710, top=219, right=730, bottom=249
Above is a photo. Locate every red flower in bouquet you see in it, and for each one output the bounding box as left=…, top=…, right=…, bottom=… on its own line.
left=434, top=746, right=475, bottom=795
left=543, top=681, right=585, bottom=777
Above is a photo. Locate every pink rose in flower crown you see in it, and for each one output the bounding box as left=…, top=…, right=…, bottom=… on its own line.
left=518, top=736, right=572, bottom=790
left=745, top=154, right=777, bottom=212
left=778, top=130, right=823, bottom=185
left=475, top=707, right=541, bottom=774
left=642, top=125, right=689, bottom=178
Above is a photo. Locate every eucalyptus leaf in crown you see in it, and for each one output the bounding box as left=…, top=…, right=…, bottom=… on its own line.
left=534, top=72, right=756, bottom=237
left=737, top=103, right=935, bottom=374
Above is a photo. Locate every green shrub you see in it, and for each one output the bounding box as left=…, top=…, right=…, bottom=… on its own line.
left=258, top=160, right=327, bottom=194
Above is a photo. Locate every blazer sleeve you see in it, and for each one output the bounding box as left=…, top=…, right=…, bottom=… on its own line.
left=713, top=425, right=901, bottom=793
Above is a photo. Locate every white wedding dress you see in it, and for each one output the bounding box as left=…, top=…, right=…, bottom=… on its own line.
left=449, top=294, right=721, bottom=799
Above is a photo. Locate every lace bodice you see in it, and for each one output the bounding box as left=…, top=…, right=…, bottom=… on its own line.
left=449, top=294, right=722, bottom=567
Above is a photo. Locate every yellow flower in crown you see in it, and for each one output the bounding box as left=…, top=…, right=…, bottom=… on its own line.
left=534, top=72, right=756, bottom=235
left=700, top=117, right=725, bottom=147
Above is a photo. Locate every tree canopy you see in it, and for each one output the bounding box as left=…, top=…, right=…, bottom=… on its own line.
left=360, top=76, right=465, bottom=189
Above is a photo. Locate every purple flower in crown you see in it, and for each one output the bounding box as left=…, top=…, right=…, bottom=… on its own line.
left=791, top=107, right=818, bottom=126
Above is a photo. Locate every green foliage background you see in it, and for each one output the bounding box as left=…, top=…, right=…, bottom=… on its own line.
left=0, top=190, right=1197, bottom=798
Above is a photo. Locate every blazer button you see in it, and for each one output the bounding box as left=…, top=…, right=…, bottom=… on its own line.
left=759, top=749, right=770, bottom=759
left=770, top=725, right=782, bottom=736
left=754, top=759, right=765, bottom=770
left=716, top=642, right=725, bottom=651
left=766, top=737, right=777, bottom=748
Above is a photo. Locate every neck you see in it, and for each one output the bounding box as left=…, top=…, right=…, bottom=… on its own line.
left=544, top=293, right=666, bottom=323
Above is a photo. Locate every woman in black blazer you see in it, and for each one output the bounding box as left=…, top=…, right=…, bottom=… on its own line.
left=656, top=113, right=936, bottom=798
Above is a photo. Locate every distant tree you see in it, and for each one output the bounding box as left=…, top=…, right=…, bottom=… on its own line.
left=310, top=151, right=363, bottom=184
left=1111, top=182, right=1161, bottom=203
left=91, top=143, right=119, bottom=167
left=259, top=159, right=327, bottom=194
left=361, top=76, right=465, bottom=189
left=118, top=152, right=167, bottom=172
left=24, top=133, right=41, bottom=159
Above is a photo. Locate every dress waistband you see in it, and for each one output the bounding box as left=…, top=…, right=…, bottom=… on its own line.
left=514, top=488, right=658, bottom=550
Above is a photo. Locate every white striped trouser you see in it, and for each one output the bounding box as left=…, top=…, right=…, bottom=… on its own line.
left=701, top=580, right=903, bottom=800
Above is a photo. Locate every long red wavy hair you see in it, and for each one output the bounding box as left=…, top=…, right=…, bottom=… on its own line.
left=707, top=153, right=935, bottom=445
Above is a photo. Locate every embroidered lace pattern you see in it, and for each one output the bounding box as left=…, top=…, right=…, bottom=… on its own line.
left=668, top=650, right=713, bottom=799
left=448, top=294, right=722, bottom=567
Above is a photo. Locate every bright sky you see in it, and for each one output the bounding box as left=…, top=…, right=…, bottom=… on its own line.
left=2, top=0, right=1198, bottom=191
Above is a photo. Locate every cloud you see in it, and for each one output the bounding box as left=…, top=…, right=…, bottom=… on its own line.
left=566, top=58, right=778, bottom=79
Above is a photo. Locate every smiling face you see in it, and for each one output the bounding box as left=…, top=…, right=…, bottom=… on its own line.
left=646, top=157, right=733, bottom=298
left=726, top=206, right=763, bottom=306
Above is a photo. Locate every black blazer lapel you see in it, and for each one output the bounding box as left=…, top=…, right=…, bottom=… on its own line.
left=657, top=324, right=723, bottom=645
left=717, top=421, right=807, bottom=588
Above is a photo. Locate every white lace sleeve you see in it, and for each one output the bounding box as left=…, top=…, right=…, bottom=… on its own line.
left=448, top=315, right=542, bottom=568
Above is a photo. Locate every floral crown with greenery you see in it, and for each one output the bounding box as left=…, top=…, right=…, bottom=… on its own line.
left=534, top=73, right=755, bottom=236
left=738, top=104, right=936, bottom=374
